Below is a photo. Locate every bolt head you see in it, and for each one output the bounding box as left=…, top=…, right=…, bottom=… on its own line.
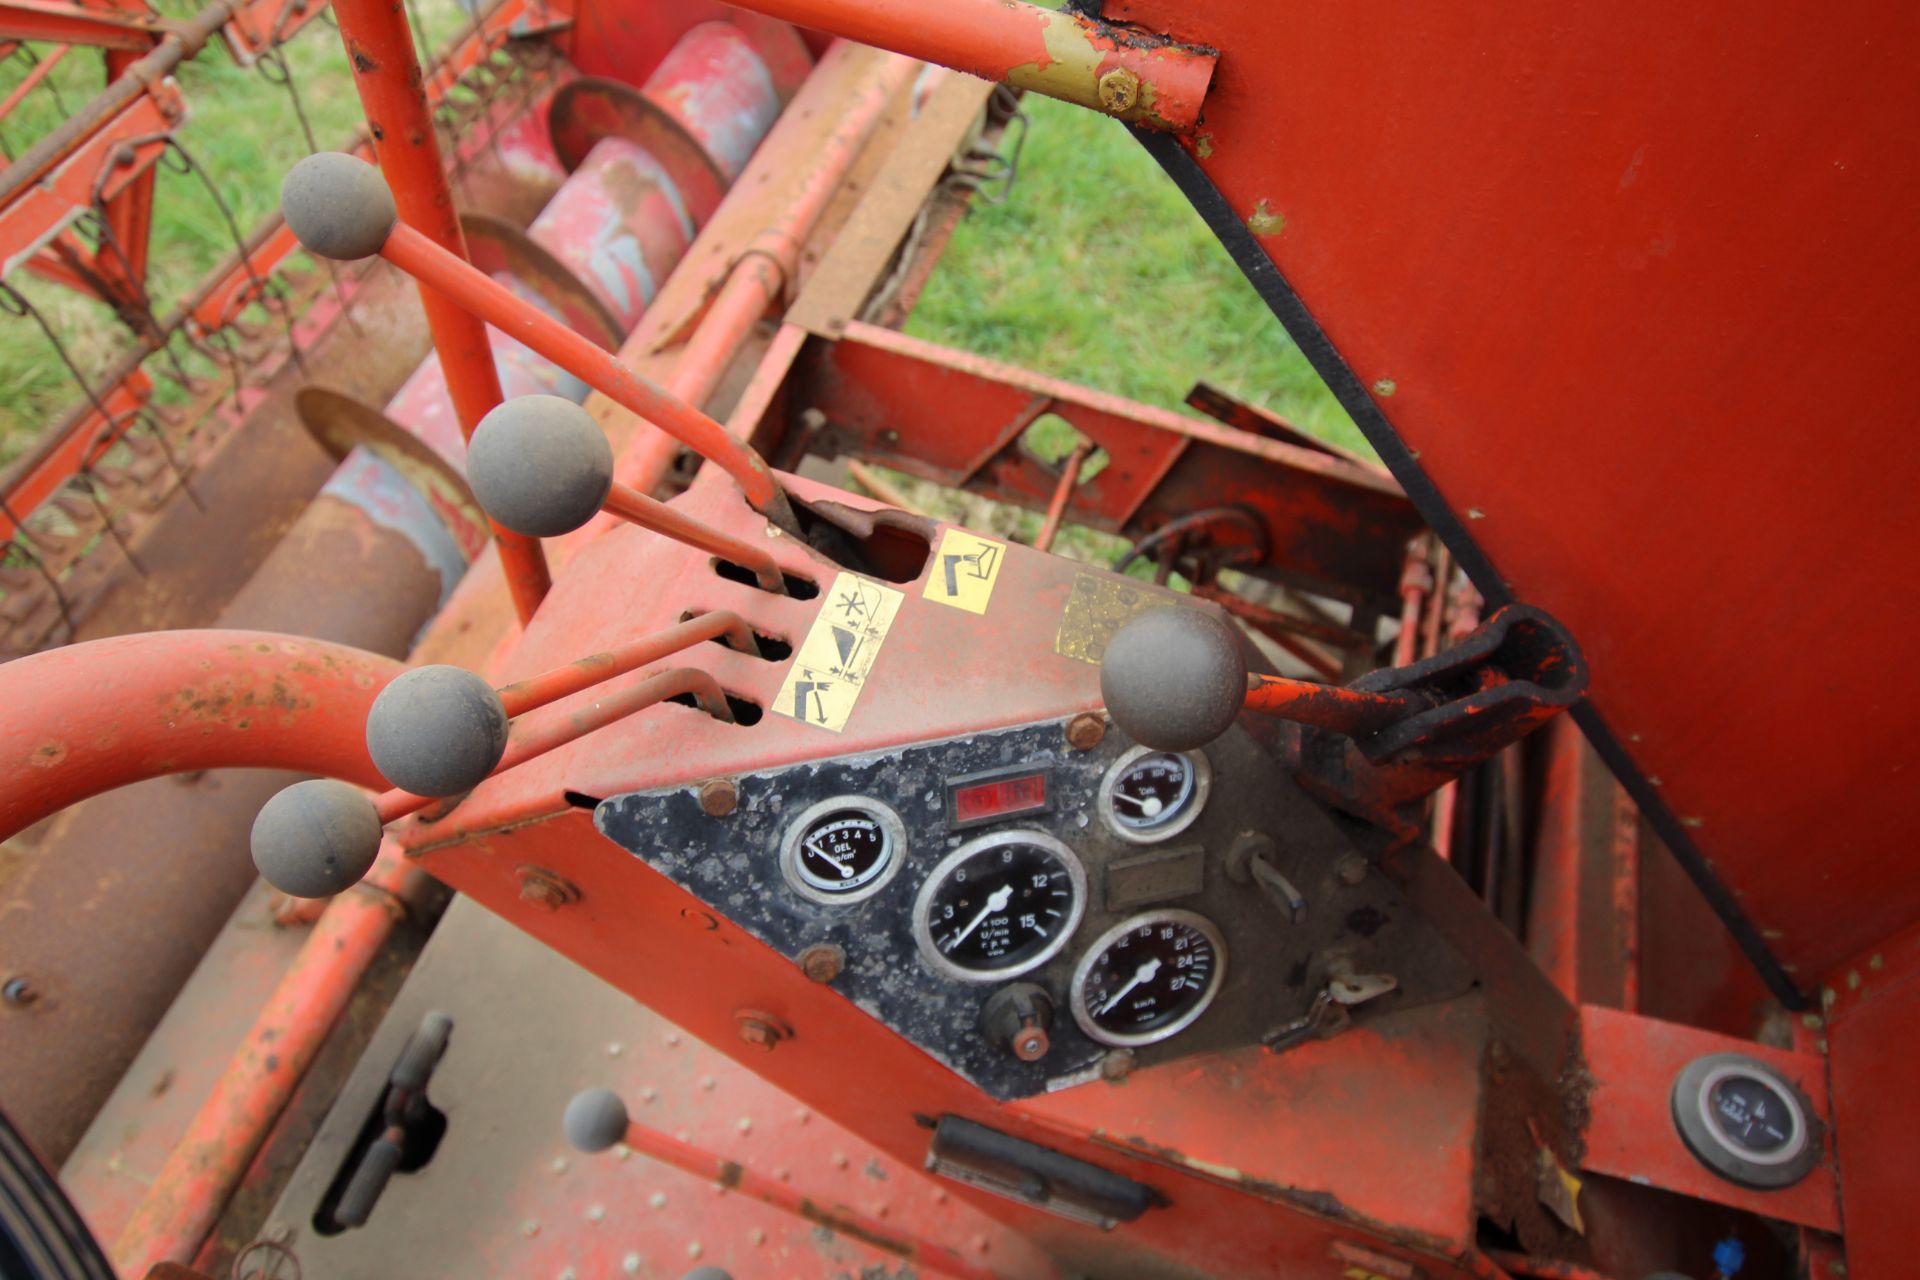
left=2, top=977, right=37, bottom=1008
left=1099, top=1048, right=1136, bottom=1081
left=735, top=1009, right=791, bottom=1049
left=698, top=778, right=739, bottom=817
left=1065, top=711, right=1106, bottom=751
left=1335, top=853, right=1368, bottom=886
left=1097, top=67, right=1141, bottom=114
left=799, top=944, right=845, bottom=984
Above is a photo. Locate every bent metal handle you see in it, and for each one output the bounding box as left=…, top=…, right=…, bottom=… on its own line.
left=0, top=630, right=402, bottom=843
left=279, top=153, right=795, bottom=529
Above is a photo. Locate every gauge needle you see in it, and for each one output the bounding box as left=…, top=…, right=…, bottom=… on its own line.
left=1098, top=958, right=1162, bottom=1015
left=804, top=838, right=855, bottom=879
left=943, top=884, right=1013, bottom=951
left=1112, top=792, right=1164, bottom=817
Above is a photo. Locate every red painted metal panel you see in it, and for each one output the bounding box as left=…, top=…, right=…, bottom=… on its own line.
left=1578, top=1005, right=1840, bottom=1233
left=1823, top=922, right=1920, bottom=1280
left=1058, top=0, right=1920, bottom=986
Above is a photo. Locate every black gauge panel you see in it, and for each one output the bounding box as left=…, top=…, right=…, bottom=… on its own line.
left=914, top=830, right=1086, bottom=981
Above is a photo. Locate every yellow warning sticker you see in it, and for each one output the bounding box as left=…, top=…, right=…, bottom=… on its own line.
left=923, top=528, right=1006, bottom=614
left=1055, top=571, right=1174, bottom=664
left=772, top=571, right=905, bottom=733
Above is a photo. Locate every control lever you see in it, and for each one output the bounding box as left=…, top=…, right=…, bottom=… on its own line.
left=1099, top=603, right=1586, bottom=838
left=332, top=1011, right=452, bottom=1228
left=1262, top=966, right=1398, bottom=1053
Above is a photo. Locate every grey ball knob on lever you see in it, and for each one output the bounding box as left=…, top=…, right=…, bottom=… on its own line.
left=1098, top=607, right=1248, bottom=752
left=279, top=152, right=397, bottom=261
left=465, top=394, right=615, bottom=538
left=364, top=664, right=510, bottom=799
left=249, top=778, right=383, bottom=899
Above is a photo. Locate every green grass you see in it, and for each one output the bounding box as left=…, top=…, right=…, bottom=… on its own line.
left=907, top=95, right=1363, bottom=457
left=0, top=0, right=466, bottom=462
left=1, top=41, right=1357, bottom=487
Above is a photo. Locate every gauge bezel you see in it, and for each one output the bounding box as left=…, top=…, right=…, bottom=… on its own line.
left=912, top=829, right=1088, bottom=983
left=779, top=795, right=908, bottom=906
left=1670, top=1052, right=1819, bottom=1188
left=1097, top=745, right=1213, bottom=845
left=1070, top=908, right=1229, bottom=1048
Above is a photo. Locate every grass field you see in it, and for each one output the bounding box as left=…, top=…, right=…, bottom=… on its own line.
left=0, top=32, right=1358, bottom=482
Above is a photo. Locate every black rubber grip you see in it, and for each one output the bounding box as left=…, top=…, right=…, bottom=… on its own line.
left=334, top=1134, right=403, bottom=1228
left=390, top=1011, right=452, bottom=1093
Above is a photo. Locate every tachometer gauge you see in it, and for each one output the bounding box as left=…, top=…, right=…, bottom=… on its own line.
left=913, top=830, right=1087, bottom=982
left=1071, top=910, right=1226, bottom=1046
left=779, top=796, right=906, bottom=905
left=1098, top=746, right=1211, bottom=843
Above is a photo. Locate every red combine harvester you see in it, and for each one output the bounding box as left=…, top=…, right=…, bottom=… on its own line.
left=1, top=0, right=1914, bottom=1277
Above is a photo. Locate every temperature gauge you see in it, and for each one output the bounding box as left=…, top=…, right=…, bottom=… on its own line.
left=780, top=796, right=906, bottom=905
left=1071, top=910, right=1227, bottom=1047
left=1098, top=746, right=1212, bottom=843
left=913, top=830, right=1087, bottom=982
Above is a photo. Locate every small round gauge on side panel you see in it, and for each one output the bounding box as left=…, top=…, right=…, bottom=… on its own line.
left=1671, top=1053, right=1821, bottom=1189
left=779, top=796, right=907, bottom=906
left=1098, top=746, right=1212, bottom=844
left=1071, top=910, right=1227, bottom=1048
left=913, top=830, right=1087, bottom=983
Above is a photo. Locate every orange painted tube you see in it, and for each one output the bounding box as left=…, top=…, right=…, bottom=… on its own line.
left=331, top=0, right=550, bottom=623
left=1244, top=672, right=1426, bottom=739
left=111, top=844, right=414, bottom=1274
left=603, top=481, right=787, bottom=592
left=378, top=220, right=788, bottom=520
left=494, top=610, right=760, bottom=717
left=711, top=0, right=1214, bottom=132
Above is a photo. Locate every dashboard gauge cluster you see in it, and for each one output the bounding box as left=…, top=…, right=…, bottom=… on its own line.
left=596, top=717, right=1473, bottom=1100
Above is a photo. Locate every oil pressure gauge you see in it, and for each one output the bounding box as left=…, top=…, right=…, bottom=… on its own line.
left=913, top=830, right=1087, bottom=982
left=780, top=796, right=906, bottom=905
left=1071, top=910, right=1227, bottom=1047
left=1098, top=746, right=1211, bottom=843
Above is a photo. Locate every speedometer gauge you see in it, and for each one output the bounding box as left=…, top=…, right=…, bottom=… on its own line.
left=913, top=830, right=1087, bottom=982
left=1071, top=910, right=1227, bottom=1046
left=780, top=796, right=906, bottom=905
left=1098, top=746, right=1211, bottom=843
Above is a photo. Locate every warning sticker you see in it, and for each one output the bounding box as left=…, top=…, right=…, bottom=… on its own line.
left=923, top=528, right=1006, bottom=614
left=1054, top=571, right=1174, bottom=664
left=772, top=571, right=905, bottom=733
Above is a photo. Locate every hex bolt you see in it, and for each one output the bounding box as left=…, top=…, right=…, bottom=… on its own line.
left=698, top=779, right=739, bottom=818
left=2, top=977, right=37, bottom=1008
left=799, top=944, right=845, bottom=984
left=1335, top=853, right=1368, bottom=886
left=1097, top=67, right=1141, bottom=115
left=1012, top=1024, right=1050, bottom=1063
left=1099, top=1048, right=1136, bottom=1082
left=518, top=865, right=580, bottom=911
left=1064, top=711, right=1106, bottom=751
left=735, top=1010, right=792, bottom=1050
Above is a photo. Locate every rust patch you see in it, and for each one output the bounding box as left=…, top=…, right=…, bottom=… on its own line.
left=716, top=1159, right=744, bottom=1190
left=794, top=1198, right=913, bottom=1258
left=31, top=742, right=68, bottom=768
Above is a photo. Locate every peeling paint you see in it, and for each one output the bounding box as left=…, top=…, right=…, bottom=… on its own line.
left=1247, top=200, right=1285, bottom=236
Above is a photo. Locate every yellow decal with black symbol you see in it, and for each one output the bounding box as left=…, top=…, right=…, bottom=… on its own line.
left=772, top=571, right=905, bottom=733
left=924, top=528, right=1006, bottom=614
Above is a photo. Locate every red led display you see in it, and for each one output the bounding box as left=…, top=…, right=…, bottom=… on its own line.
left=950, top=771, right=1048, bottom=826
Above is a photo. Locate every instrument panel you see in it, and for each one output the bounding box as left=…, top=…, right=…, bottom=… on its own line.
left=596, top=716, right=1471, bottom=1100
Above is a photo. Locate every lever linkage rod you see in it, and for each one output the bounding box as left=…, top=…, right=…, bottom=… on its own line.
left=278, top=153, right=798, bottom=532
left=250, top=613, right=757, bottom=899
